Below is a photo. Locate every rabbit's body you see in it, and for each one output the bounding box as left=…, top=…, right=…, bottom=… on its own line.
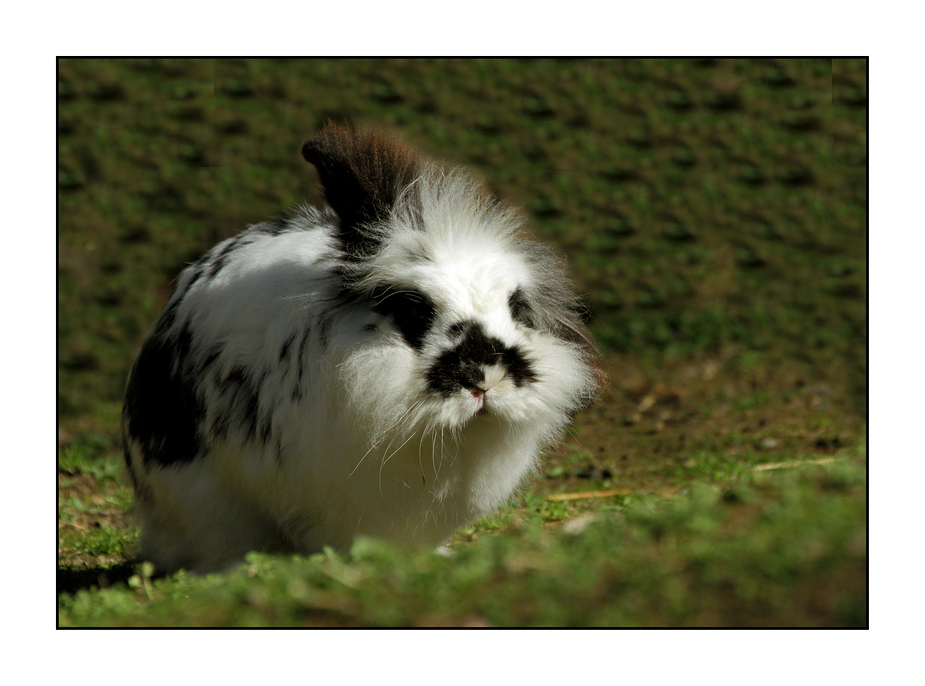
left=123, top=126, right=601, bottom=573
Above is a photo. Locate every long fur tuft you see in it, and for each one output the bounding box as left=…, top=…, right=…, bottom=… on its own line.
left=302, top=124, right=421, bottom=257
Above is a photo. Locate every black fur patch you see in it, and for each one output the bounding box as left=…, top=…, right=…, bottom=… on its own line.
left=199, top=344, right=223, bottom=375
left=508, top=288, right=536, bottom=329
left=425, top=322, right=537, bottom=397
left=279, top=333, right=297, bottom=362
left=447, top=321, right=470, bottom=339
left=254, top=216, right=292, bottom=236
left=317, top=313, right=333, bottom=350
left=214, top=366, right=261, bottom=442
left=291, top=325, right=313, bottom=402
left=301, top=125, right=421, bottom=258
left=124, top=321, right=204, bottom=468
left=155, top=293, right=183, bottom=334
left=184, top=262, right=205, bottom=295
left=208, top=233, right=257, bottom=279
left=372, top=287, right=436, bottom=350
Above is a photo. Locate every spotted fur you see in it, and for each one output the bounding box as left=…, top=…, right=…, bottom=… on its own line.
left=123, top=124, right=603, bottom=573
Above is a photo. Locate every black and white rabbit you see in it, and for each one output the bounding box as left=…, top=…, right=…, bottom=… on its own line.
left=123, top=125, right=603, bottom=573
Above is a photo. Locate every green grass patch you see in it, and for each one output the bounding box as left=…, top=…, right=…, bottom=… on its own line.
left=59, top=454, right=865, bottom=627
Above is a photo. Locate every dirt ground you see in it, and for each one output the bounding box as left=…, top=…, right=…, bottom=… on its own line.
left=544, top=351, right=865, bottom=497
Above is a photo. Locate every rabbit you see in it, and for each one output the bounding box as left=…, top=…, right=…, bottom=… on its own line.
left=122, top=124, right=603, bottom=573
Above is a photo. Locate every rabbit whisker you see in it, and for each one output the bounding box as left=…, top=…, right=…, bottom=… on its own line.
left=345, top=399, right=424, bottom=480
left=378, top=428, right=420, bottom=497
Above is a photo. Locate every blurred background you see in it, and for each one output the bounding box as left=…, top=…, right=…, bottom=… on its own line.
left=57, top=57, right=866, bottom=452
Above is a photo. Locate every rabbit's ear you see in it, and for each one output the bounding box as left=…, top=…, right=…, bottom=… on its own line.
left=302, top=124, right=420, bottom=257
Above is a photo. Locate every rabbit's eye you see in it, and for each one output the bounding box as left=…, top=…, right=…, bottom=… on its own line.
left=508, top=288, right=536, bottom=329
left=372, top=287, right=436, bottom=350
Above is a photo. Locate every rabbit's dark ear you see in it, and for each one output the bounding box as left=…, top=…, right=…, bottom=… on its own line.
left=302, top=124, right=420, bottom=257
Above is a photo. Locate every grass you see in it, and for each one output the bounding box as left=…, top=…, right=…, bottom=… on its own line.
left=59, top=442, right=866, bottom=627
left=57, top=58, right=867, bottom=627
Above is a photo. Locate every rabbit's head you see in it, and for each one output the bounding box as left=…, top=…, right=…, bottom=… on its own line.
left=302, top=125, right=602, bottom=449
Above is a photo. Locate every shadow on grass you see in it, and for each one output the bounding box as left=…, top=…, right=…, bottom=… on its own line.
left=58, top=562, right=138, bottom=595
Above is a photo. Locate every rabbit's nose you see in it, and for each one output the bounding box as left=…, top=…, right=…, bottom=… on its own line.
left=478, top=363, right=507, bottom=392
left=467, top=363, right=507, bottom=398
left=427, top=322, right=535, bottom=398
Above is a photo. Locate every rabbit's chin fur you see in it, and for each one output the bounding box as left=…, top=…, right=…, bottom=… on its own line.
left=123, top=126, right=602, bottom=573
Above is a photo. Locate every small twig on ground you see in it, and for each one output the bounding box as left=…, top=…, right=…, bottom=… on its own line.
left=753, top=457, right=836, bottom=472
left=547, top=488, right=633, bottom=502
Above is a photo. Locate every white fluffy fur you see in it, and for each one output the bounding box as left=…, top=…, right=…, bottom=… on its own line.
left=124, top=143, right=600, bottom=573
